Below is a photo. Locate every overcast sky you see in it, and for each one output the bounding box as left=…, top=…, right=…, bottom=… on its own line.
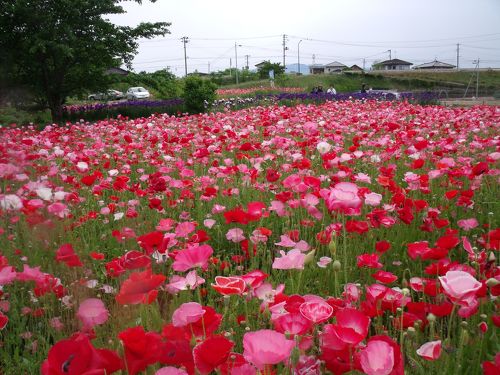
left=108, top=0, right=500, bottom=75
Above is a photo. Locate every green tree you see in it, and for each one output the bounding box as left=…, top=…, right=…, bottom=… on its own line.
left=182, top=76, right=217, bottom=114
left=257, top=61, right=285, bottom=79
left=0, top=0, right=170, bottom=122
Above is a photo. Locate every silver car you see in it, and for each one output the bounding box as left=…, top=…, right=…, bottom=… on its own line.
left=88, top=89, right=124, bottom=101
left=126, top=87, right=150, bottom=100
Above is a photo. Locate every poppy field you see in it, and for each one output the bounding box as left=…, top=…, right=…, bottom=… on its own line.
left=0, top=99, right=499, bottom=375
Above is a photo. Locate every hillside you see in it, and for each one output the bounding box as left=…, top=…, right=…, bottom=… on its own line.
left=223, top=70, right=500, bottom=97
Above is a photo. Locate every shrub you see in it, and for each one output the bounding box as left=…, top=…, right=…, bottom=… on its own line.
left=182, top=76, right=217, bottom=114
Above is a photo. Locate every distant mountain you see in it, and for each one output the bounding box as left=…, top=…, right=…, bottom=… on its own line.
left=285, top=63, right=310, bottom=75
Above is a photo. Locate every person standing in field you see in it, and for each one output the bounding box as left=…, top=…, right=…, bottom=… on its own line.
left=327, top=86, right=337, bottom=95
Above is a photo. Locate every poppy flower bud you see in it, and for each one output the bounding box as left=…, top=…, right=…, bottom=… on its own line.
left=427, top=313, right=437, bottom=322
left=486, top=278, right=499, bottom=287
left=478, top=321, right=488, bottom=333
left=488, top=252, right=496, bottom=261
left=304, top=249, right=316, bottom=265
left=290, top=345, right=301, bottom=366
left=460, top=321, right=468, bottom=328
left=332, top=260, right=341, bottom=271
left=328, top=241, right=337, bottom=256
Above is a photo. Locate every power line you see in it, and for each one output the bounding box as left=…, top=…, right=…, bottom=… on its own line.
left=288, top=33, right=500, bottom=44
left=190, top=34, right=282, bottom=41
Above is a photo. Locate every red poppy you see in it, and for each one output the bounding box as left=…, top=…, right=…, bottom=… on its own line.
left=212, top=276, right=246, bottom=295
left=115, top=269, right=166, bottom=305
left=0, top=311, right=8, bottom=330
left=193, top=336, right=234, bottom=374
left=186, top=306, right=222, bottom=338
left=137, top=231, right=168, bottom=255
left=41, top=333, right=123, bottom=375
left=89, top=251, right=105, bottom=260
left=119, top=326, right=163, bottom=375
left=357, top=253, right=383, bottom=269
left=121, top=250, right=151, bottom=270
left=375, top=240, right=391, bottom=253
left=372, top=270, right=398, bottom=284
left=55, top=244, right=83, bottom=267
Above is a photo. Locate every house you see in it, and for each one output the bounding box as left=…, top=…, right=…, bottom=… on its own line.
left=105, top=67, right=129, bottom=76
left=413, top=60, right=456, bottom=70
left=325, top=61, right=347, bottom=73
left=346, top=64, right=364, bottom=72
left=254, top=61, right=268, bottom=70
left=375, top=59, right=413, bottom=71
left=309, top=64, right=325, bottom=74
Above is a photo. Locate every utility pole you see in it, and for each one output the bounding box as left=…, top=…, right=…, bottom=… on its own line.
left=297, top=40, right=302, bottom=74
left=208, top=62, right=210, bottom=74
left=475, top=58, right=480, bottom=98
left=245, top=55, right=250, bottom=70
left=456, top=43, right=460, bottom=70
left=181, top=36, right=189, bottom=77
left=388, top=49, right=392, bottom=60
left=464, top=59, right=480, bottom=98
left=363, top=58, right=366, bottom=70
left=312, top=54, right=316, bottom=65
left=282, top=34, right=288, bottom=69
left=235, top=42, right=239, bottom=85
left=229, top=58, right=232, bottom=77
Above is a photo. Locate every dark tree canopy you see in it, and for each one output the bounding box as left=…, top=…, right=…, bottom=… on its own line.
left=257, top=61, right=285, bottom=79
left=0, top=0, right=170, bottom=121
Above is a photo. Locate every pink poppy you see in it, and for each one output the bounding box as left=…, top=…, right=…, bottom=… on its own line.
left=272, top=249, right=305, bottom=270
left=155, top=367, right=188, bottom=375
left=272, top=312, right=312, bottom=336
left=299, top=300, right=334, bottom=324
left=416, top=340, right=442, bottom=361
left=317, top=256, right=332, bottom=268
left=359, top=339, right=394, bottom=375
left=438, top=270, right=481, bottom=300
left=0, top=266, right=16, bottom=286
left=47, top=202, right=70, bottom=218
left=166, top=270, right=205, bottom=294
left=243, top=329, right=295, bottom=370
left=241, top=269, right=268, bottom=289
left=364, top=192, right=382, bottom=206
left=172, top=302, right=205, bottom=327
left=76, top=298, right=108, bottom=331
left=226, top=228, right=246, bottom=243
left=0, top=194, right=23, bottom=211
left=457, top=218, right=479, bottom=231
left=175, top=221, right=196, bottom=238
left=323, top=182, right=362, bottom=215
left=359, top=335, right=403, bottom=375
left=172, top=244, right=213, bottom=272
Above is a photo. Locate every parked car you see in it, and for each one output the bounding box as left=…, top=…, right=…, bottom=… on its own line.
left=87, top=89, right=124, bottom=101
left=365, top=89, right=401, bottom=100
left=126, top=87, right=150, bottom=100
